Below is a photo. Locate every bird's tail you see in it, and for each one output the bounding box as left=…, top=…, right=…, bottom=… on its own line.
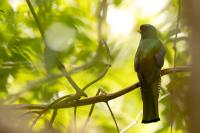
left=141, top=78, right=160, bottom=123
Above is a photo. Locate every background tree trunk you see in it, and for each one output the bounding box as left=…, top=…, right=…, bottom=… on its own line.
left=183, top=1, right=200, bottom=132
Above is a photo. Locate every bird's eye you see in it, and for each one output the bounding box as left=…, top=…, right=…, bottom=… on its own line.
left=140, top=26, right=144, bottom=31
left=140, top=25, right=147, bottom=31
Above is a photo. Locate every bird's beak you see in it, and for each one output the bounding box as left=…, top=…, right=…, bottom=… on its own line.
left=137, top=29, right=141, bottom=33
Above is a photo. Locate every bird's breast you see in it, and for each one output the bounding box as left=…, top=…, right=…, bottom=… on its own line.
left=139, top=55, right=155, bottom=73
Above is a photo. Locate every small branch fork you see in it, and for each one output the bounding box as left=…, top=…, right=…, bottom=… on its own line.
left=25, top=0, right=88, bottom=98
left=82, top=88, right=119, bottom=133
left=23, top=0, right=111, bottom=130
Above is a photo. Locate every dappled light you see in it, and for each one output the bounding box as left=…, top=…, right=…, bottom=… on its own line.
left=45, top=22, right=76, bottom=51
left=0, top=0, right=194, bottom=133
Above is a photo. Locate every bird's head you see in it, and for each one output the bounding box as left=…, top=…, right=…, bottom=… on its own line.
left=139, top=24, right=158, bottom=39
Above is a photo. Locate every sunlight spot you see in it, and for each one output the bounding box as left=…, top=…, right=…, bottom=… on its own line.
left=45, top=22, right=76, bottom=51
left=8, top=0, right=24, bottom=11
left=162, top=75, right=171, bottom=87
left=18, top=23, right=36, bottom=38
left=7, top=74, right=14, bottom=84
left=57, top=91, right=66, bottom=98
left=136, top=0, right=168, bottom=16
left=107, top=6, right=134, bottom=36
left=151, top=13, right=167, bottom=26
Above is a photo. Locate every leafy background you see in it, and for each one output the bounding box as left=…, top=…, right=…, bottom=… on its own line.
left=0, top=0, right=190, bottom=132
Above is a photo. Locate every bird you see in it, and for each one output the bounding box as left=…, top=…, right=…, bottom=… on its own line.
left=134, top=24, right=165, bottom=123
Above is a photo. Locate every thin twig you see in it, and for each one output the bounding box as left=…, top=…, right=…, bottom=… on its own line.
left=82, top=89, right=101, bottom=132
left=165, top=36, right=188, bottom=44
left=82, top=64, right=110, bottom=91
left=159, top=93, right=170, bottom=101
left=101, top=40, right=112, bottom=63
left=19, top=110, right=42, bottom=122
left=22, top=110, right=42, bottom=116
left=173, top=0, right=182, bottom=69
left=71, top=0, right=108, bottom=74
left=31, top=110, right=46, bottom=129
left=170, top=94, right=173, bottom=133
left=98, top=88, right=119, bottom=132
left=25, top=0, right=45, bottom=39
left=26, top=0, right=87, bottom=99
left=106, top=101, right=120, bottom=133
left=84, top=88, right=120, bottom=132
left=97, top=0, right=107, bottom=42
left=171, top=1, right=182, bottom=132
left=120, top=93, right=170, bottom=133
left=51, top=94, right=71, bottom=105
left=74, top=106, right=77, bottom=133
left=49, top=109, right=58, bottom=128
left=58, top=64, right=87, bottom=97
left=0, top=9, right=4, bottom=13
left=6, top=74, right=66, bottom=104
left=82, top=40, right=111, bottom=91
left=120, top=111, right=142, bottom=133
left=30, top=93, right=81, bottom=129
left=30, top=95, right=72, bottom=128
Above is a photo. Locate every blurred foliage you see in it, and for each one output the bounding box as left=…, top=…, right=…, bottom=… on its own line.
left=0, top=0, right=190, bottom=132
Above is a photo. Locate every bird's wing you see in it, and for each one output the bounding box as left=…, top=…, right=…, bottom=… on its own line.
left=134, top=44, right=141, bottom=72
left=154, top=42, right=165, bottom=68
left=134, top=55, right=139, bottom=72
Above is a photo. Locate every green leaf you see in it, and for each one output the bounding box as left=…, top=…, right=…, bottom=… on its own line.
left=113, top=0, right=122, bottom=6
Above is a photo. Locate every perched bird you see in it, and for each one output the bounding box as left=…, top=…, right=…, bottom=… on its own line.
left=134, top=24, right=165, bottom=123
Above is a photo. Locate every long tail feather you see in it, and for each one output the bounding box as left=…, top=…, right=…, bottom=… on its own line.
left=140, top=76, right=160, bottom=123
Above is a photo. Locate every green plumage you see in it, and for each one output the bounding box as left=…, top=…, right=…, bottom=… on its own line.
left=134, top=24, right=165, bottom=123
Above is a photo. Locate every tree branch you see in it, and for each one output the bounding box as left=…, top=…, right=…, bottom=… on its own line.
left=97, top=0, right=107, bottom=42
left=6, top=0, right=111, bottom=103
left=4, top=66, right=190, bottom=110
left=74, top=106, right=77, bottom=133
left=82, top=89, right=101, bottom=132
left=49, top=109, right=58, bottom=128
left=25, top=0, right=45, bottom=39
left=106, top=101, right=119, bottom=133
left=173, top=0, right=182, bottom=69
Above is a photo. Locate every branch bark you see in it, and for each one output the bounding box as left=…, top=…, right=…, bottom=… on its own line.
left=4, top=66, right=190, bottom=110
